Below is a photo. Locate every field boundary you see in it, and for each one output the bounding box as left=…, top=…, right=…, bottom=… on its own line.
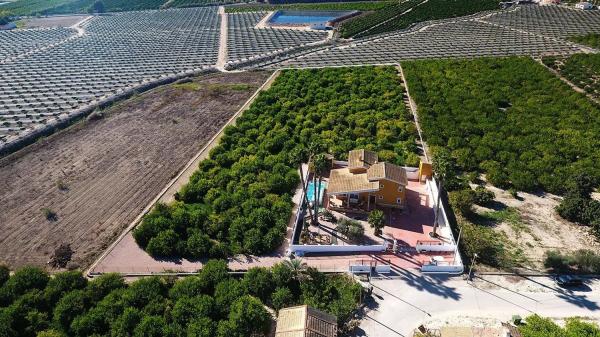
left=536, top=57, right=600, bottom=105
left=85, top=70, right=281, bottom=277
left=397, top=63, right=429, bottom=162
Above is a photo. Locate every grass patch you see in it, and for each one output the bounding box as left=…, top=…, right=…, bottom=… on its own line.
left=569, top=33, right=600, bottom=49
left=481, top=207, right=531, bottom=238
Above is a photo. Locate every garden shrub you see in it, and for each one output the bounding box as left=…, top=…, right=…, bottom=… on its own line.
left=134, top=67, right=418, bottom=259
left=519, top=314, right=600, bottom=337
left=544, top=249, right=600, bottom=274
left=448, top=189, right=474, bottom=216
left=473, top=186, right=495, bottom=206
left=556, top=173, right=600, bottom=240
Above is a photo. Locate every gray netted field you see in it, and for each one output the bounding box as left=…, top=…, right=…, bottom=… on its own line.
left=226, top=12, right=328, bottom=62
left=275, top=6, right=600, bottom=68
left=2, top=5, right=600, bottom=150
left=481, top=5, right=600, bottom=38
left=0, top=7, right=220, bottom=148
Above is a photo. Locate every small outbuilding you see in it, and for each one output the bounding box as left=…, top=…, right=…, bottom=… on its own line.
left=275, top=305, right=338, bottom=337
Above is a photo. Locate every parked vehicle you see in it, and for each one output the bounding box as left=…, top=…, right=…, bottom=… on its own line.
left=555, top=275, right=584, bottom=287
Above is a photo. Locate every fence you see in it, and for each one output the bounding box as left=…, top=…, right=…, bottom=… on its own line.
left=290, top=242, right=387, bottom=255
left=422, top=177, right=464, bottom=274
left=416, top=240, right=455, bottom=253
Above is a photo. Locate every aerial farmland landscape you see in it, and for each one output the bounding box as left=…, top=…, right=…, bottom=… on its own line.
left=1, top=0, right=600, bottom=336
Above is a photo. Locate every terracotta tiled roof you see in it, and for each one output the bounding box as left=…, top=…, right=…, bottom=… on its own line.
left=348, top=149, right=378, bottom=170
left=276, top=305, right=337, bottom=337
left=367, top=162, right=408, bottom=186
left=327, top=168, right=379, bottom=195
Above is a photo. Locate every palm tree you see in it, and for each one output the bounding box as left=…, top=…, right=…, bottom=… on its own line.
left=283, top=258, right=309, bottom=282
left=289, top=149, right=314, bottom=226
left=311, top=153, right=331, bottom=225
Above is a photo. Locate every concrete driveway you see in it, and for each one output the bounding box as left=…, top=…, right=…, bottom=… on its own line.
left=356, top=270, right=600, bottom=336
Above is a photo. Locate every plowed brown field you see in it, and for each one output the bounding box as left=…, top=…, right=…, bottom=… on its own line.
left=0, top=71, right=270, bottom=270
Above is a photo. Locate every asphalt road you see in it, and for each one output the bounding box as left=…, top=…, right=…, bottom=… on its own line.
left=357, top=270, right=600, bottom=336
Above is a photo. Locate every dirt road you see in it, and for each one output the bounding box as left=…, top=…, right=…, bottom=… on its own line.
left=0, top=71, right=270, bottom=270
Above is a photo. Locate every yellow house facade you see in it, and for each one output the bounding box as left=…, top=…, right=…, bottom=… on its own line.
left=327, top=149, right=408, bottom=210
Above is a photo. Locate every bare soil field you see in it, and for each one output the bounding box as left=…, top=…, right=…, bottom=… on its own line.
left=475, top=183, right=600, bottom=271
left=0, top=70, right=270, bottom=270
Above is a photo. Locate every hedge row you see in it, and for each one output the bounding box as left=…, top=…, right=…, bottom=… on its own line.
left=355, top=0, right=498, bottom=37
left=339, top=0, right=498, bottom=38
left=0, top=260, right=361, bottom=337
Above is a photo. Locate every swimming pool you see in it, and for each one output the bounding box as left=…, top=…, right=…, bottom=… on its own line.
left=306, top=181, right=327, bottom=206
left=269, top=10, right=354, bottom=27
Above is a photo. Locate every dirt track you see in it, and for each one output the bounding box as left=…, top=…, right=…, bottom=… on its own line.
left=0, top=71, right=270, bottom=270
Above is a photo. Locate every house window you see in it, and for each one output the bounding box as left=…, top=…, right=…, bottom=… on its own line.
left=380, top=183, right=384, bottom=189
left=396, top=198, right=402, bottom=204
left=378, top=195, right=383, bottom=200
left=398, top=186, right=404, bottom=192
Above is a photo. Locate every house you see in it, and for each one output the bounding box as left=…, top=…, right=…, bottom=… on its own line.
left=275, top=305, right=337, bottom=337
left=575, top=1, right=593, bottom=9
left=327, top=149, right=408, bottom=210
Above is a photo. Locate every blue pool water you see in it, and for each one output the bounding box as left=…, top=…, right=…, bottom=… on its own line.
left=269, top=10, right=351, bottom=26
left=306, top=181, right=327, bottom=206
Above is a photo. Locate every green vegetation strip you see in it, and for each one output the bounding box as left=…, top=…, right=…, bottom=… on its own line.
left=224, top=1, right=392, bottom=13
left=338, top=0, right=421, bottom=38
left=543, top=53, right=600, bottom=100
left=0, top=260, right=361, bottom=337
left=340, top=0, right=498, bottom=38
left=569, top=33, right=600, bottom=49
left=133, top=66, right=419, bottom=259
left=403, top=57, right=600, bottom=195
left=519, top=315, right=600, bottom=337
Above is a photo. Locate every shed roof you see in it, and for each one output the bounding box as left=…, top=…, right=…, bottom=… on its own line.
left=367, top=162, right=408, bottom=186
left=327, top=168, right=379, bottom=195
left=348, top=149, right=378, bottom=170
left=276, top=305, right=338, bottom=337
